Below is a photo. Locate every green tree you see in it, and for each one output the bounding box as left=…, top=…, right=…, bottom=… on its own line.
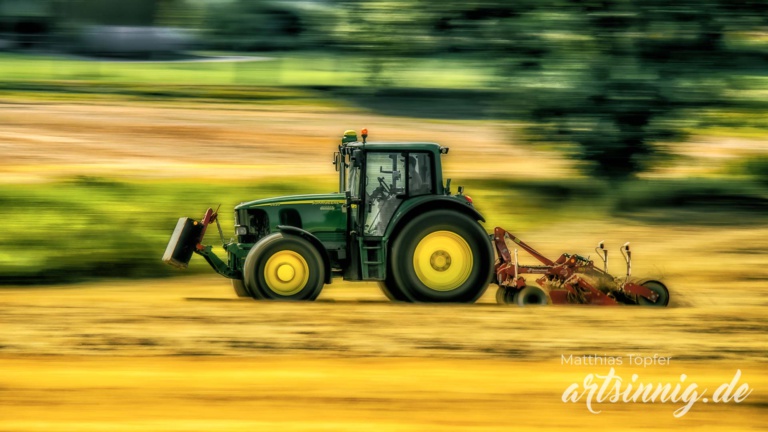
left=204, top=0, right=318, bottom=51
left=495, top=0, right=768, bottom=178
left=337, top=0, right=768, bottom=178
left=331, top=0, right=435, bottom=86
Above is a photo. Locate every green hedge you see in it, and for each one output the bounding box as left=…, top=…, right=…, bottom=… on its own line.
left=1, top=176, right=764, bottom=285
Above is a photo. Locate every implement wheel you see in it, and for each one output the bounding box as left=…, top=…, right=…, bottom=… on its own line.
left=637, top=280, right=670, bottom=307
left=495, top=286, right=518, bottom=305
left=244, top=233, right=324, bottom=301
left=515, top=285, right=548, bottom=306
left=390, top=210, right=493, bottom=303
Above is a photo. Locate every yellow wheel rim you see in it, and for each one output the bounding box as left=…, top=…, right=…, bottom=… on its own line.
left=264, top=250, right=309, bottom=296
left=413, top=230, right=473, bottom=291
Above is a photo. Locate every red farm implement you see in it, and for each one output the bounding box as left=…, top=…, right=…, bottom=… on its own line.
left=493, top=228, right=670, bottom=307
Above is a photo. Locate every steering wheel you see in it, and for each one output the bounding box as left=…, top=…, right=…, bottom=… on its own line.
left=366, top=177, right=391, bottom=202
left=377, top=177, right=391, bottom=195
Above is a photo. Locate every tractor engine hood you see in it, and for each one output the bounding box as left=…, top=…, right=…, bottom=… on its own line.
left=235, top=193, right=346, bottom=210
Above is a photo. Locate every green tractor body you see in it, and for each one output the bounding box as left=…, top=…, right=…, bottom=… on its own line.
left=164, top=130, right=494, bottom=302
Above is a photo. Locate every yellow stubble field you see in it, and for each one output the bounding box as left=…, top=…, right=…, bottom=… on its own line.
left=0, top=272, right=766, bottom=431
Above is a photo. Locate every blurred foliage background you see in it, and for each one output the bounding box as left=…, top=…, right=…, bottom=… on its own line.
left=1, top=0, right=767, bottom=284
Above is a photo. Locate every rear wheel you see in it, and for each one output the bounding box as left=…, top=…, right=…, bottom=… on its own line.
left=637, top=280, right=669, bottom=307
left=244, top=233, right=325, bottom=301
left=378, top=277, right=409, bottom=302
left=515, top=285, right=548, bottom=306
left=390, top=210, right=493, bottom=303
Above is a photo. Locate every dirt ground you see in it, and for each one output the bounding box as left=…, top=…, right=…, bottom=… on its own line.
left=5, top=99, right=764, bottom=183
left=1, top=273, right=766, bottom=431
left=0, top=100, right=545, bottom=182
left=1, top=99, right=766, bottom=431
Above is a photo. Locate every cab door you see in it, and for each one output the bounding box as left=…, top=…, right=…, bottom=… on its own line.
left=343, top=150, right=407, bottom=280
left=361, top=152, right=406, bottom=237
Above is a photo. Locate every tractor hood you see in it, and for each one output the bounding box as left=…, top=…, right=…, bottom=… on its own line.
left=235, top=193, right=346, bottom=210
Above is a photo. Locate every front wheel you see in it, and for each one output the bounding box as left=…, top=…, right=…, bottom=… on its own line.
left=390, top=210, right=493, bottom=303
left=244, top=233, right=325, bottom=301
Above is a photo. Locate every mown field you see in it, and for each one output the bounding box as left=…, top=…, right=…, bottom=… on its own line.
left=1, top=273, right=766, bottom=431
left=1, top=91, right=766, bottom=431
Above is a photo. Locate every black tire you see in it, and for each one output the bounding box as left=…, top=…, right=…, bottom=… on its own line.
left=390, top=210, right=493, bottom=303
left=378, top=277, right=409, bottom=302
left=515, top=285, right=548, bottom=306
left=378, top=255, right=412, bottom=302
left=495, top=286, right=506, bottom=304
left=495, top=286, right=518, bottom=305
left=231, top=278, right=252, bottom=298
left=244, top=232, right=325, bottom=301
left=637, top=280, right=670, bottom=307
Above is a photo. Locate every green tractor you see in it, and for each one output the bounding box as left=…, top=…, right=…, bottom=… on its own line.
left=163, top=129, right=494, bottom=303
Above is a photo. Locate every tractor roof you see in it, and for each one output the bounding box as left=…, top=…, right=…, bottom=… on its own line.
left=344, top=141, right=444, bottom=153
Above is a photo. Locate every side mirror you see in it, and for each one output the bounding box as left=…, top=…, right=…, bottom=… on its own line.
left=333, top=152, right=340, bottom=172
left=351, top=149, right=363, bottom=168
left=445, top=178, right=452, bottom=195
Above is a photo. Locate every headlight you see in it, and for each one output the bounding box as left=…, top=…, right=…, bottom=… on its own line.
left=235, top=225, right=248, bottom=236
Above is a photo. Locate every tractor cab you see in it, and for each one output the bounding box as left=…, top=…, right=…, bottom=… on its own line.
left=330, top=129, right=483, bottom=286
left=335, top=129, right=448, bottom=236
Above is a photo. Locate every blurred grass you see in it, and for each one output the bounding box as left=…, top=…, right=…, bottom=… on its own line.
left=2, top=175, right=765, bottom=285
left=0, top=52, right=503, bottom=119
left=740, top=155, right=768, bottom=186
left=467, top=177, right=768, bottom=230
left=0, top=52, right=495, bottom=89
left=0, top=176, right=336, bottom=285
left=2, top=52, right=767, bottom=127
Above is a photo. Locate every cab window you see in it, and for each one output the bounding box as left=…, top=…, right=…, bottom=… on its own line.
left=408, top=153, right=433, bottom=196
